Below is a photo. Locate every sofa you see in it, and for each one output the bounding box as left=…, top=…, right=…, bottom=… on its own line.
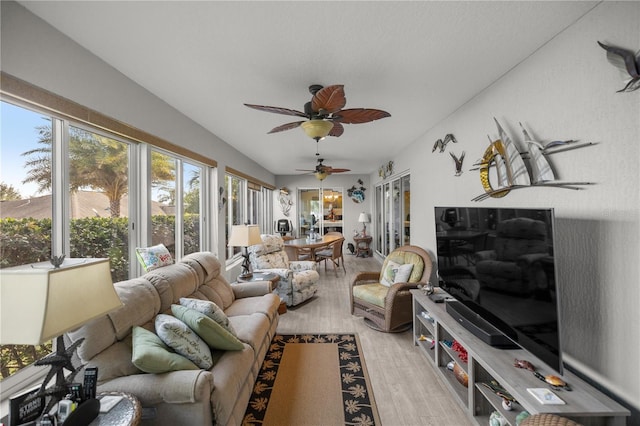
left=65, top=252, right=280, bottom=426
left=248, top=234, right=319, bottom=306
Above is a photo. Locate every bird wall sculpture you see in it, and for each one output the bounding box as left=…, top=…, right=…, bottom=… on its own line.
left=450, top=151, right=465, bottom=176
left=598, top=41, right=640, bottom=93
left=432, top=134, right=457, bottom=153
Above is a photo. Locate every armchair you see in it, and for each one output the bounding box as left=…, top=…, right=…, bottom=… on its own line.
left=351, top=245, right=431, bottom=332
left=248, top=234, right=319, bottom=306
left=475, top=217, right=551, bottom=296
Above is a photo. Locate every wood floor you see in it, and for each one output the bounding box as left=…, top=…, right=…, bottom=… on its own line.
left=276, top=253, right=473, bottom=426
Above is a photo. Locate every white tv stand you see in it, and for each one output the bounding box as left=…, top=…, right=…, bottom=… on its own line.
left=411, top=289, right=629, bottom=426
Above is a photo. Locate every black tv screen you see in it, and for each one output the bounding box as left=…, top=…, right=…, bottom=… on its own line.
left=434, top=206, right=563, bottom=374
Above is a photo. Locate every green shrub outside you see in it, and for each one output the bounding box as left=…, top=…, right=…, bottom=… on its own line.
left=0, top=214, right=200, bottom=379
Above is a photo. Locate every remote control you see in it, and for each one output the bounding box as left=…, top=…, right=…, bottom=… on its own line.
left=83, top=367, right=98, bottom=400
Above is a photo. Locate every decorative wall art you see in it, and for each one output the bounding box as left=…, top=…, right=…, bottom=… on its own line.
left=278, top=187, right=293, bottom=216
left=597, top=41, right=640, bottom=93
left=218, top=187, right=227, bottom=212
left=347, top=179, right=367, bottom=203
left=432, top=134, right=457, bottom=153
left=378, top=161, right=394, bottom=179
left=471, top=118, right=595, bottom=202
left=450, top=151, right=465, bottom=176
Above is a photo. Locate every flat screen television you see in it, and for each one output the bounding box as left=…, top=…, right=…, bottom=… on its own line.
left=434, top=206, right=563, bottom=374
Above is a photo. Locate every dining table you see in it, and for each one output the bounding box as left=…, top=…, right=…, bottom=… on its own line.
left=283, top=234, right=344, bottom=261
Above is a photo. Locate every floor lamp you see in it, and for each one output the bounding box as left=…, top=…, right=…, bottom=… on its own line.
left=0, top=258, right=123, bottom=424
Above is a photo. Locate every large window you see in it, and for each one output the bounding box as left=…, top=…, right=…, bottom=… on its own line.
left=224, top=174, right=271, bottom=261
left=0, top=99, right=216, bottom=383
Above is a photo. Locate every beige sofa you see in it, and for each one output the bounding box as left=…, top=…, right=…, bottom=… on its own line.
left=65, top=252, right=280, bottom=426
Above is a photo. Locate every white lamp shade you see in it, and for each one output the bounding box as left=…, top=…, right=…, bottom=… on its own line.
left=358, top=213, right=370, bottom=223
left=227, top=224, right=262, bottom=247
left=0, top=258, right=123, bottom=345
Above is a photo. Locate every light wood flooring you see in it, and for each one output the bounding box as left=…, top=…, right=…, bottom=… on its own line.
left=276, top=253, right=473, bottom=426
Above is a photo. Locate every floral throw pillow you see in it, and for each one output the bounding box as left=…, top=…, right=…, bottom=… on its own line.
left=179, top=297, right=237, bottom=336
left=380, top=260, right=414, bottom=287
left=155, top=314, right=213, bottom=369
left=136, top=244, right=174, bottom=272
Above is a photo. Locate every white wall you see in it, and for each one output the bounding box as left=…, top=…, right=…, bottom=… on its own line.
left=374, top=1, right=639, bottom=411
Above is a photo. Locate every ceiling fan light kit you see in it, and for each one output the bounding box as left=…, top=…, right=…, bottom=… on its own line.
left=301, top=120, right=334, bottom=141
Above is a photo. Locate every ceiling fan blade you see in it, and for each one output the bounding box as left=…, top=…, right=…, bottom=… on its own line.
left=244, top=104, right=307, bottom=118
left=327, top=167, right=351, bottom=173
left=329, top=122, right=344, bottom=137
left=312, top=85, right=346, bottom=114
left=333, top=108, right=391, bottom=124
left=268, top=121, right=305, bottom=134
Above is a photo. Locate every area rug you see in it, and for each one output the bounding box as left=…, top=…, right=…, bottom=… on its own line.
left=243, top=334, right=380, bottom=426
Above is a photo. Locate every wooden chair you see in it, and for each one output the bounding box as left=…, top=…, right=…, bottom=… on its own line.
left=350, top=245, right=431, bottom=332
left=314, top=235, right=346, bottom=276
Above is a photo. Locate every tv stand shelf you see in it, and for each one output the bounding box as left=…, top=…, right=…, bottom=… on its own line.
left=411, top=289, right=629, bottom=426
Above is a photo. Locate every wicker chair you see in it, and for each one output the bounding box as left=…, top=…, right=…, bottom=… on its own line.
left=314, top=232, right=346, bottom=276
left=350, top=245, right=431, bottom=332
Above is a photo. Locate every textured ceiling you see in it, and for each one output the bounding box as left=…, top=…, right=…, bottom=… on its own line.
left=19, top=1, right=598, bottom=176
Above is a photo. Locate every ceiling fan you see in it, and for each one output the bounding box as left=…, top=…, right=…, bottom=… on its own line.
left=296, top=157, right=351, bottom=181
left=244, top=84, right=391, bottom=141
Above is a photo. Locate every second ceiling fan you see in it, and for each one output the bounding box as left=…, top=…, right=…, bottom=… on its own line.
left=244, top=84, right=391, bottom=141
left=296, top=157, right=350, bottom=181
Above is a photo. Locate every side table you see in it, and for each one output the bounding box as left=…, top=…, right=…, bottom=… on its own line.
left=236, top=272, right=286, bottom=314
left=89, top=392, right=141, bottom=426
left=353, top=236, right=372, bottom=257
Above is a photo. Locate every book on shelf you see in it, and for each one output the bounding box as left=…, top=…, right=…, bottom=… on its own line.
left=527, top=388, right=566, bottom=405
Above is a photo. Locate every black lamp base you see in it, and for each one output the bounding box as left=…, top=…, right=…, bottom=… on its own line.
left=62, top=398, right=100, bottom=426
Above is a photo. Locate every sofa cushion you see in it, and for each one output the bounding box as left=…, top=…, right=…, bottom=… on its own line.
left=92, top=337, right=141, bottom=384
left=353, top=283, right=389, bottom=308
left=155, top=314, right=213, bottom=369
left=145, top=263, right=200, bottom=312
left=136, top=244, right=174, bottom=271
left=132, top=326, right=199, bottom=373
left=227, top=313, right=272, bottom=353
left=171, top=305, right=244, bottom=351
left=179, top=297, right=237, bottom=336
left=224, top=293, right=280, bottom=322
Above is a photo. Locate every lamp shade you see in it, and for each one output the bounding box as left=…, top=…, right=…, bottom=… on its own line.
left=358, top=213, right=370, bottom=224
left=301, top=120, right=334, bottom=141
left=227, top=224, right=262, bottom=247
left=0, top=258, right=122, bottom=345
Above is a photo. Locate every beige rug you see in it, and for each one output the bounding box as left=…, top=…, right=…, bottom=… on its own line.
left=243, top=334, right=380, bottom=426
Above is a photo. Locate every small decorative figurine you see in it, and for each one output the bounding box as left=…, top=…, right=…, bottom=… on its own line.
left=50, top=255, right=65, bottom=268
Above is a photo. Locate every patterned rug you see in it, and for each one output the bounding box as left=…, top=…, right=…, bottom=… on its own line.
left=243, top=334, right=380, bottom=426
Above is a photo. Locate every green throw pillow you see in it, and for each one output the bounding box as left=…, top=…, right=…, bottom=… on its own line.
left=179, top=297, right=237, bottom=336
left=131, top=326, right=199, bottom=373
left=155, top=314, right=213, bottom=369
left=171, top=304, right=244, bottom=351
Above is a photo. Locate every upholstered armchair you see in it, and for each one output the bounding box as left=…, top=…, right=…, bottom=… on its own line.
left=475, top=217, right=551, bottom=296
left=248, top=234, right=319, bottom=307
left=351, top=245, right=431, bottom=332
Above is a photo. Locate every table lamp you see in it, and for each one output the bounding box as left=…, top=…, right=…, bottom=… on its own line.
left=358, top=212, right=370, bottom=236
left=0, top=258, right=123, bottom=424
left=228, top=224, right=262, bottom=279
